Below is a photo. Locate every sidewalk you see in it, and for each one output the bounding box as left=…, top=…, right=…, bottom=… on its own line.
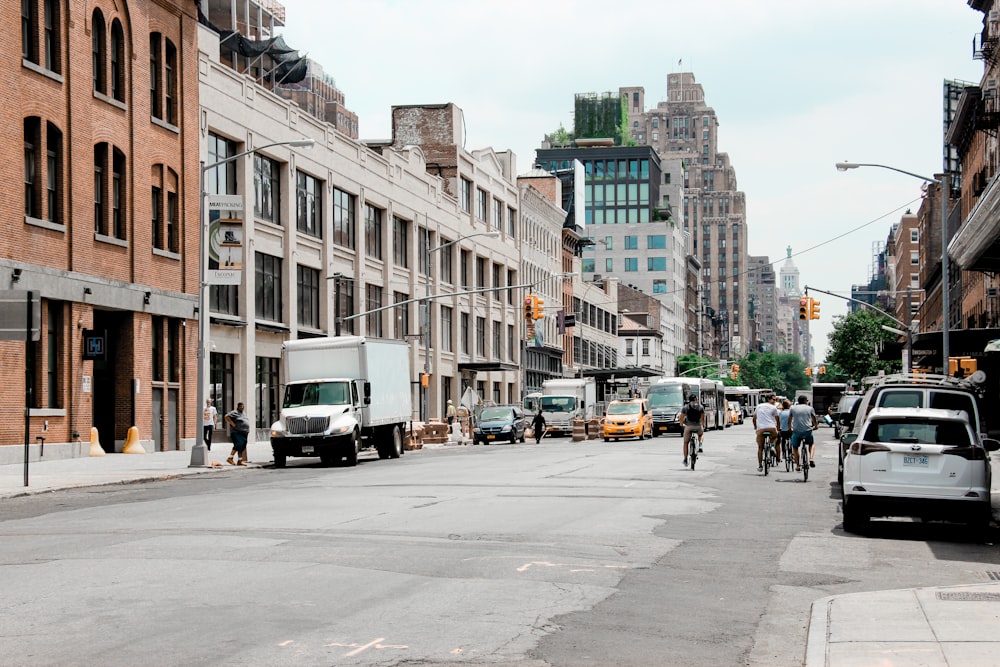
left=0, top=439, right=277, bottom=499
left=804, top=582, right=1000, bottom=666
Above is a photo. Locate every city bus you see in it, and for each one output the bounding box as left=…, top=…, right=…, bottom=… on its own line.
left=699, top=378, right=726, bottom=430
left=645, top=377, right=698, bottom=435
left=724, top=386, right=767, bottom=418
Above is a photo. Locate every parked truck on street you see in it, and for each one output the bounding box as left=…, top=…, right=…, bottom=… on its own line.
left=269, top=336, right=412, bottom=467
left=540, top=378, right=597, bottom=436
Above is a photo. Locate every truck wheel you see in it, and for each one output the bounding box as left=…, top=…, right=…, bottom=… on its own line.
left=273, top=450, right=286, bottom=468
left=387, top=425, right=403, bottom=459
left=344, top=430, right=360, bottom=467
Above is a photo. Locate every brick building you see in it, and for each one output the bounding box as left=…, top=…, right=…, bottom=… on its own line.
left=2, top=0, right=201, bottom=460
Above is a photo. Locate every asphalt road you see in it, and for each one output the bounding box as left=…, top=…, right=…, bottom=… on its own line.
left=2, top=424, right=999, bottom=666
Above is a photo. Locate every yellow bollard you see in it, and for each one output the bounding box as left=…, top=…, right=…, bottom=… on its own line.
left=88, top=426, right=105, bottom=457
left=121, top=426, right=146, bottom=454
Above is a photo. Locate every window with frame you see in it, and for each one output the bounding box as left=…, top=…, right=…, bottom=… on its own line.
left=910, top=229, right=919, bottom=243
left=493, top=199, right=503, bottom=232
left=475, top=257, right=486, bottom=288
left=297, top=265, right=320, bottom=329
left=581, top=258, right=595, bottom=273
left=642, top=339, right=650, bottom=356
left=255, top=357, right=280, bottom=429
left=624, top=257, right=638, bottom=272
left=365, top=205, right=383, bottom=259
left=24, top=117, right=41, bottom=219
left=418, top=227, right=431, bottom=276
left=653, top=279, right=667, bottom=293
left=647, top=234, right=666, bottom=249
left=492, top=321, right=501, bottom=359
left=110, top=19, right=124, bottom=102
left=507, top=324, right=515, bottom=361
left=460, top=178, right=472, bottom=213
left=460, top=250, right=470, bottom=289
left=253, top=154, right=280, bottom=224
left=440, top=241, right=454, bottom=284
left=42, top=0, right=60, bottom=72
left=460, top=312, right=470, bottom=353
left=606, top=258, right=613, bottom=272
left=492, top=264, right=502, bottom=301
left=392, top=217, right=409, bottom=267
left=365, top=284, right=383, bottom=337
left=441, top=306, right=453, bottom=352
left=393, top=292, right=409, bottom=339
left=150, top=164, right=178, bottom=252
left=507, top=269, right=516, bottom=305
left=254, top=252, right=282, bottom=322
left=332, top=187, right=356, bottom=249
left=149, top=34, right=161, bottom=118
left=507, top=206, right=516, bottom=237
left=624, top=236, right=638, bottom=250
left=476, top=317, right=486, bottom=356
left=91, top=9, right=106, bottom=93
left=296, top=170, right=322, bottom=238
left=23, top=0, right=37, bottom=62
left=207, top=133, right=239, bottom=315
left=477, top=189, right=487, bottom=221
left=646, top=257, right=667, bottom=271
left=111, top=147, right=126, bottom=239
left=910, top=250, right=919, bottom=265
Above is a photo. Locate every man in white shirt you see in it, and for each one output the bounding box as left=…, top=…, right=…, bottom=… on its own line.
left=753, top=394, right=780, bottom=472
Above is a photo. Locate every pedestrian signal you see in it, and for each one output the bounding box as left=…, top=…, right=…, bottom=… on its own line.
left=799, top=298, right=808, bottom=320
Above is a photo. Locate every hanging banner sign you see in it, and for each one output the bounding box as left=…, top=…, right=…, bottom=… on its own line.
left=207, top=217, right=243, bottom=285
left=205, top=194, right=244, bottom=209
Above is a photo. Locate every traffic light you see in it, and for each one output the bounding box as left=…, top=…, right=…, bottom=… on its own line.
left=805, top=367, right=813, bottom=376
left=730, top=363, right=740, bottom=379
left=532, top=296, right=545, bottom=320
left=809, top=299, right=821, bottom=320
left=523, top=295, right=534, bottom=320
left=819, top=365, right=827, bottom=375
left=799, top=298, right=808, bottom=320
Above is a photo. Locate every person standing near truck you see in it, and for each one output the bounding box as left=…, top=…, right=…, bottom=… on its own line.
left=531, top=410, right=547, bottom=444
left=225, top=402, right=251, bottom=466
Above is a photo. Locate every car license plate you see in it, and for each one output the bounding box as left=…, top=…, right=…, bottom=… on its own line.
left=487, top=435, right=495, bottom=440
left=616, top=429, right=624, bottom=434
left=902, top=455, right=928, bottom=467
left=302, top=445, right=314, bottom=454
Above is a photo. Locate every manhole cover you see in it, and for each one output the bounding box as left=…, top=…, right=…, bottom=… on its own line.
left=937, top=592, right=1000, bottom=602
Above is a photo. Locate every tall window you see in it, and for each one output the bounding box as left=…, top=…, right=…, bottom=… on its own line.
left=151, top=165, right=178, bottom=252
left=624, top=257, right=638, bottom=272
left=332, top=187, right=355, bottom=249
left=477, top=189, right=487, bottom=221
left=392, top=217, right=408, bottom=267
left=164, top=40, right=176, bottom=124
left=296, top=170, right=321, bottom=237
left=491, top=321, right=501, bottom=359
left=507, top=206, right=516, bottom=238
left=256, top=357, right=280, bottom=429
left=207, top=133, right=239, bottom=314
left=441, top=306, right=453, bottom=352
left=93, top=142, right=106, bottom=233
left=24, top=117, right=40, bottom=219
left=23, top=0, right=37, bottom=61
left=418, top=227, right=431, bottom=276
left=365, top=205, right=383, bottom=259
left=255, top=253, right=282, bottom=322
left=43, top=0, right=59, bottom=72
left=507, top=324, right=515, bottom=361
left=475, top=257, right=486, bottom=288
left=149, top=34, right=161, bottom=118
left=460, top=250, right=470, bottom=289
left=460, top=312, right=470, bottom=353
left=393, top=292, right=409, bottom=339
left=91, top=10, right=106, bottom=93
left=44, top=301, right=62, bottom=408
left=111, top=148, right=126, bottom=239
left=440, top=241, right=453, bottom=284
left=365, top=284, right=383, bottom=338
left=492, top=263, right=502, bottom=301
left=476, top=316, right=486, bottom=356
left=493, top=199, right=502, bottom=232
left=151, top=180, right=161, bottom=250
left=460, top=178, right=472, bottom=213
left=110, top=20, right=125, bottom=102
left=253, top=154, right=280, bottom=224
left=297, top=265, right=320, bottom=329
left=167, top=185, right=178, bottom=252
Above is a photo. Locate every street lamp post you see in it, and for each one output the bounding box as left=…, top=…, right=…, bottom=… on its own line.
left=835, top=162, right=950, bottom=369
left=421, top=231, right=499, bottom=422
left=191, top=138, right=315, bottom=467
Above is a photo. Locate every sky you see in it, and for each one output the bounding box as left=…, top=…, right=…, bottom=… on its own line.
left=279, top=0, right=984, bottom=362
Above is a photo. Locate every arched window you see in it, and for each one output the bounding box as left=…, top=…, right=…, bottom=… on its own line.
left=149, top=33, right=160, bottom=117
left=110, top=19, right=124, bottom=102
left=164, top=39, right=177, bottom=124
left=24, top=117, right=41, bottom=218
left=112, top=147, right=126, bottom=238
left=46, top=122, right=62, bottom=223
left=92, top=9, right=106, bottom=93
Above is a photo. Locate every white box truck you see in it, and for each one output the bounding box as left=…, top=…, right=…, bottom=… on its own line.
left=269, top=336, right=412, bottom=467
left=540, top=378, right=597, bottom=436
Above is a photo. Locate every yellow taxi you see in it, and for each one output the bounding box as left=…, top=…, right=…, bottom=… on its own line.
left=728, top=401, right=743, bottom=425
left=603, top=399, right=653, bottom=441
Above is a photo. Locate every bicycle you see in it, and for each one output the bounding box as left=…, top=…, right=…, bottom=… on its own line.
left=683, top=427, right=699, bottom=470
left=761, top=432, right=776, bottom=476
left=781, top=432, right=794, bottom=473
left=796, top=432, right=811, bottom=482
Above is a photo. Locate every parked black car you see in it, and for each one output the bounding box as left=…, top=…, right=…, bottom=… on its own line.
left=474, top=405, right=527, bottom=445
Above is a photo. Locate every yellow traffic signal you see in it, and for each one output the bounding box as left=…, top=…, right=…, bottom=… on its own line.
left=798, top=298, right=808, bottom=320
left=532, top=296, right=545, bottom=320
left=523, top=295, right=534, bottom=320
left=730, top=363, right=740, bottom=379
left=805, top=367, right=813, bottom=376
left=809, top=299, right=821, bottom=320
left=819, top=365, right=827, bottom=375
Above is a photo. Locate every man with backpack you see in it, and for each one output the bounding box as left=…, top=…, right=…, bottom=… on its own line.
left=679, top=393, right=706, bottom=467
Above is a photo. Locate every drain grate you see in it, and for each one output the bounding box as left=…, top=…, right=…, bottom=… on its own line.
left=937, top=592, right=1000, bottom=602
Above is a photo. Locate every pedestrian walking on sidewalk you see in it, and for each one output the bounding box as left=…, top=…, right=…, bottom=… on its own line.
left=225, top=402, right=251, bottom=466
left=446, top=399, right=457, bottom=425
left=202, top=398, right=218, bottom=451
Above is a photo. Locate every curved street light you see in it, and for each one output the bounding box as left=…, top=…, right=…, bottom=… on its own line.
left=834, top=161, right=950, bottom=369
left=191, top=138, right=315, bottom=467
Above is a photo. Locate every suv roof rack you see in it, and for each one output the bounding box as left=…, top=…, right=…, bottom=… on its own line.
left=861, top=371, right=986, bottom=392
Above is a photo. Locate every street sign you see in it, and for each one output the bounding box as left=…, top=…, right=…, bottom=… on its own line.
left=205, top=194, right=244, bottom=209
left=0, top=290, right=40, bottom=341
left=82, top=329, right=107, bottom=360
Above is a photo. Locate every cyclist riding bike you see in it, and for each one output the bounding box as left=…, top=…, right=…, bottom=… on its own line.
left=789, top=395, right=819, bottom=471
left=777, top=398, right=792, bottom=466
left=753, top=394, right=780, bottom=473
left=679, top=393, right=706, bottom=468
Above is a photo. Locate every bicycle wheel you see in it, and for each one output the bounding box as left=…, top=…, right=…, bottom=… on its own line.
left=784, top=439, right=793, bottom=472
left=802, top=445, right=809, bottom=482
left=763, top=438, right=770, bottom=476
left=690, top=445, right=697, bottom=470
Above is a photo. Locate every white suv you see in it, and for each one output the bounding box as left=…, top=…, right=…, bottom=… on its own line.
left=841, top=407, right=1000, bottom=534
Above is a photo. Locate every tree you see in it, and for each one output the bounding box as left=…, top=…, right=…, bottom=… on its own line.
left=676, top=353, right=719, bottom=378
left=731, top=352, right=809, bottom=396
left=826, top=310, right=902, bottom=383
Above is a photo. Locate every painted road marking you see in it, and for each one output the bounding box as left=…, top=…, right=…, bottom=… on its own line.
left=516, top=560, right=628, bottom=573
left=323, top=638, right=409, bottom=657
